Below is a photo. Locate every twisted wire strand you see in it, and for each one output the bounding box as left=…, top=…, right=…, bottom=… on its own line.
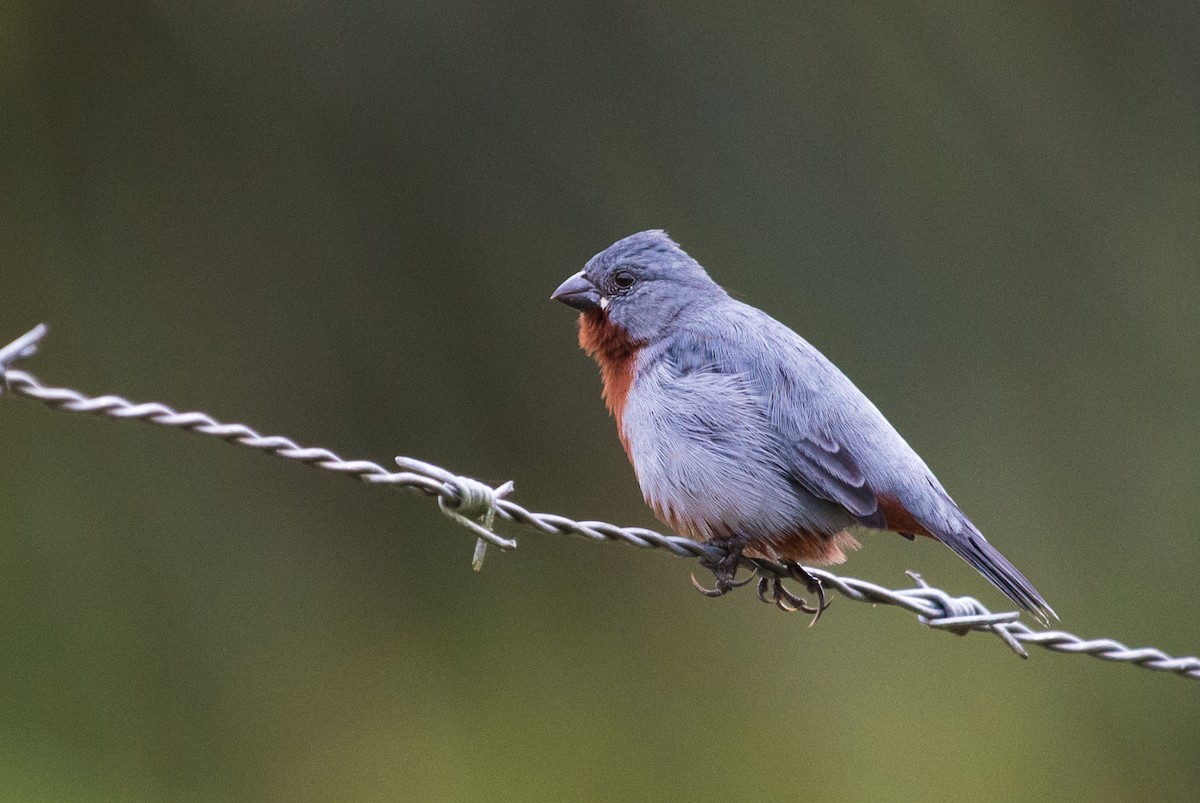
left=3, top=324, right=1198, bottom=680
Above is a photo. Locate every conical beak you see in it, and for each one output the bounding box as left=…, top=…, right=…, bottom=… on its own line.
left=551, top=271, right=602, bottom=311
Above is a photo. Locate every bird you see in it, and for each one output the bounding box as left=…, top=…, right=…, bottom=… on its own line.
left=551, top=230, right=1054, bottom=623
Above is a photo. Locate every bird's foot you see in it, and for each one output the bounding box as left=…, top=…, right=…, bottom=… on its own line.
left=757, top=563, right=831, bottom=625
left=690, top=544, right=754, bottom=597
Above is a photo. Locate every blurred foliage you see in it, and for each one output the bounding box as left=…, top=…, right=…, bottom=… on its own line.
left=3, top=2, right=1199, bottom=800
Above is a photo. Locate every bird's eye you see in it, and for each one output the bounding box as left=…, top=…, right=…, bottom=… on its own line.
left=613, top=270, right=636, bottom=289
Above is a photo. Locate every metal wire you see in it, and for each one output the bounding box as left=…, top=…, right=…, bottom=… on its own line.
left=4, top=324, right=1198, bottom=680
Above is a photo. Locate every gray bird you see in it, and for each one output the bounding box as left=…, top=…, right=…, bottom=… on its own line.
left=552, top=230, right=1053, bottom=622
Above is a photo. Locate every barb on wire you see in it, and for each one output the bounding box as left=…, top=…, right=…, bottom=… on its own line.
left=393, top=456, right=516, bottom=570
left=3, top=323, right=1199, bottom=681
left=0, top=323, right=47, bottom=392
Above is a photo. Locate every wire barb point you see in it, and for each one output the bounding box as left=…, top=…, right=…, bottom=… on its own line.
left=0, top=323, right=49, bottom=394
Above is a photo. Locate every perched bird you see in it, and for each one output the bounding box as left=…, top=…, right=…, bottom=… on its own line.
left=552, top=230, right=1053, bottom=622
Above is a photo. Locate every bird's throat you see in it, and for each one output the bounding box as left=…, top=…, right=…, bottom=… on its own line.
left=578, top=311, right=642, bottom=451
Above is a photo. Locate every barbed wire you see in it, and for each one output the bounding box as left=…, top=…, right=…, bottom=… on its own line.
left=3, top=323, right=1198, bottom=681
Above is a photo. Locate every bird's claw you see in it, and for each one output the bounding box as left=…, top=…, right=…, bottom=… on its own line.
left=786, top=562, right=830, bottom=620
left=756, top=564, right=831, bottom=626
left=692, top=545, right=754, bottom=597
left=689, top=573, right=725, bottom=597
left=690, top=547, right=829, bottom=627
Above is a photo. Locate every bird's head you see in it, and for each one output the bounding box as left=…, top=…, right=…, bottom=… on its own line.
left=551, top=230, right=726, bottom=343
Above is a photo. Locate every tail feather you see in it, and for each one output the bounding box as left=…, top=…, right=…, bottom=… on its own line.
left=937, top=524, right=1056, bottom=624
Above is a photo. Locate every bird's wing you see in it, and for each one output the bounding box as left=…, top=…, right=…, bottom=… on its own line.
left=776, top=421, right=887, bottom=528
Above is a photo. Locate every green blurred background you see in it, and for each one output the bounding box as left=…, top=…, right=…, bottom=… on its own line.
left=3, top=2, right=1199, bottom=800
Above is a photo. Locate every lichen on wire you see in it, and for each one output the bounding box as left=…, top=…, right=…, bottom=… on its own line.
left=3, top=323, right=1198, bottom=681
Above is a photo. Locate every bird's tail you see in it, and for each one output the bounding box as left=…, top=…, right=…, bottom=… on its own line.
left=935, top=522, right=1056, bottom=624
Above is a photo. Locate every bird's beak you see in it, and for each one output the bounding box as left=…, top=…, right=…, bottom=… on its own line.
left=551, top=271, right=603, bottom=311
